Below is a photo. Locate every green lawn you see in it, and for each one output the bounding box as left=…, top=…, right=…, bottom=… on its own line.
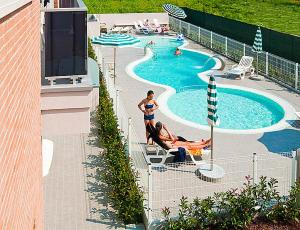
left=83, top=0, right=300, bottom=36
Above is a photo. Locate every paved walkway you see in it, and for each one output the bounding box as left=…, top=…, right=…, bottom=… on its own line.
left=43, top=133, right=125, bottom=230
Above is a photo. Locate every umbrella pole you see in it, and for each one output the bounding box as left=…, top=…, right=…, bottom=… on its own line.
left=114, top=47, right=116, bottom=85
left=256, top=52, right=259, bottom=77
left=210, top=125, right=213, bottom=171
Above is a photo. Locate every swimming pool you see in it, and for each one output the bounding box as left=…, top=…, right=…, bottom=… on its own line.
left=127, top=36, right=294, bottom=133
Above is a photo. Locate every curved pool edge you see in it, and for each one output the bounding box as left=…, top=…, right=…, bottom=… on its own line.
left=125, top=36, right=296, bottom=134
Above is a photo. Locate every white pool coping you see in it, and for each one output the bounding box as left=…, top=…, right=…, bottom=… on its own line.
left=125, top=36, right=296, bottom=134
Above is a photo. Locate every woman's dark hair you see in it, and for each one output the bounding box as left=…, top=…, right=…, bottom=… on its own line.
left=147, top=90, right=154, bottom=96
left=155, top=121, right=163, bottom=135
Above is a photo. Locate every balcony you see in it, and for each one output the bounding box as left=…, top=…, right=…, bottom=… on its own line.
left=41, top=0, right=99, bottom=136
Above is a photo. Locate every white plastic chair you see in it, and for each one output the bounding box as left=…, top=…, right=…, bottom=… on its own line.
left=226, top=56, right=255, bottom=79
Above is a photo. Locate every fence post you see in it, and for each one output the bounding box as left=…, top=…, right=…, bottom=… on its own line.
left=148, top=164, right=152, bottom=224
left=266, top=52, right=269, bottom=76
left=253, top=153, right=258, bottom=184
left=127, top=117, right=132, bottom=158
left=179, top=20, right=182, bottom=33
left=210, top=31, right=213, bottom=49
left=296, top=149, right=300, bottom=207
left=225, top=37, right=228, bottom=56
left=295, top=63, right=299, bottom=90
left=291, top=150, right=297, bottom=186
left=243, top=43, right=246, bottom=56
left=102, top=58, right=105, bottom=77
left=198, top=27, right=201, bottom=43
left=115, top=89, right=120, bottom=117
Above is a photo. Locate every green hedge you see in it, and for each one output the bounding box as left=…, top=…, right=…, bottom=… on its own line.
left=88, top=39, right=144, bottom=224
left=88, top=38, right=97, bottom=61
left=162, top=176, right=300, bottom=230
left=96, top=82, right=144, bottom=224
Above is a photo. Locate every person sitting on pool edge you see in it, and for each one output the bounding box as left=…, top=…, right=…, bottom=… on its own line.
left=175, top=47, right=182, bottom=56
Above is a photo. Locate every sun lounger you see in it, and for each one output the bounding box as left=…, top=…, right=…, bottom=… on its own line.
left=145, top=143, right=210, bottom=165
left=133, top=21, right=152, bottom=34
left=138, top=20, right=146, bottom=28
left=145, top=124, right=210, bottom=165
left=120, top=26, right=131, bottom=33
left=110, top=26, right=122, bottom=33
left=296, top=112, right=300, bottom=119
left=226, top=56, right=255, bottom=79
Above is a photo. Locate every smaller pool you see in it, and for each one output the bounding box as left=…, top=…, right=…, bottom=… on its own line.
left=168, top=87, right=285, bottom=130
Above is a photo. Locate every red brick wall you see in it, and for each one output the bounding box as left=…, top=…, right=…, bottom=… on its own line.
left=0, top=1, right=43, bottom=229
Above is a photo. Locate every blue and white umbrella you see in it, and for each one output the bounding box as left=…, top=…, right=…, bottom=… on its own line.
left=92, top=34, right=140, bottom=84
left=252, top=27, right=263, bottom=76
left=162, top=4, right=187, bottom=19
left=207, top=74, right=220, bottom=170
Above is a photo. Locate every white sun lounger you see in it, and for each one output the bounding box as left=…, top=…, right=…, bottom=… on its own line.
left=120, top=26, right=131, bottom=33
left=296, top=112, right=300, bottom=119
left=110, top=26, right=122, bottom=33
left=226, top=56, right=255, bottom=79
left=145, top=144, right=210, bottom=165
left=133, top=21, right=152, bottom=34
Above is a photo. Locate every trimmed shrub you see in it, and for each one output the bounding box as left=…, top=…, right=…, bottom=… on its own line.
left=89, top=39, right=144, bottom=224
left=162, top=176, right=300, bottom=230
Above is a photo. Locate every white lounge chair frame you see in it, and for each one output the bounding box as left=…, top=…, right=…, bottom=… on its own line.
left=226, top=56, right=255, bottom=79
left=145, top=144, right=210, bottom=166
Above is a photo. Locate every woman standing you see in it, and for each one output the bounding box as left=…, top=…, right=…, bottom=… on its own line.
left=138, top=90, right=159, bottom=143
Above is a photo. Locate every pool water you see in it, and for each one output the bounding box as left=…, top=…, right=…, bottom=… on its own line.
left=134, top=37, right=285, bottom=130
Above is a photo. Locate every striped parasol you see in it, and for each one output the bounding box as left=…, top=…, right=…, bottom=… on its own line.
left=207, top=74, right=220, bottom=170
left=252, top=27, right=263, bottom=53
left=92, top=33, right=140, bottom=46
left=252, top=27, right=263, bottom=77
left=92, top=34, right=140, bottom=84
left=162, top=4, right=187, bottom=19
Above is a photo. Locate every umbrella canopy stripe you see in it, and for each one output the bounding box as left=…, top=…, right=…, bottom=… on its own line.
left=252, top=27, right=263, bottom=53
left=92, top=34, right=140, bottom=46
left=207, top=75, right=219, bottom=127
left=162, top=4, right=187, bottom=19
left=91, top=34, right=140, bottom=85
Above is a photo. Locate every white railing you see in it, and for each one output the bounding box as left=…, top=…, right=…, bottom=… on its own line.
left=150, top=153, right=295, bottom=222
left=99, top=50, right=299, bottom=229
left=169, top=17, right=300, bottom=92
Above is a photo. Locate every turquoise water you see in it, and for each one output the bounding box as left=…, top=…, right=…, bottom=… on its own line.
left=134, top=37, right=284, bottom=130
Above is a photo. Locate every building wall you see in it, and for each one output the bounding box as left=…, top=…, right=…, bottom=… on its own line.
left=0, top=1, right=43, bottom=229
left=41, top=87, right=93, bottom=136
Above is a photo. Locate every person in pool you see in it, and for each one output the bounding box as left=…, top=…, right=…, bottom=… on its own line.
left=138, top=90, right=159, bottom=143
left=175, top=47, right=182, bottom=56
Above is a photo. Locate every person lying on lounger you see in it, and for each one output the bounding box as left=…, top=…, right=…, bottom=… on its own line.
left=146, top=122, right=211, bottom=150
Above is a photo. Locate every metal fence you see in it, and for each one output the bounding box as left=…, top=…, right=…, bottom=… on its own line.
left=95, top=46, right=298, bottom=229
left=169, top=17, right=300, bottom=92
left=149, top=153, right=294, bottom=223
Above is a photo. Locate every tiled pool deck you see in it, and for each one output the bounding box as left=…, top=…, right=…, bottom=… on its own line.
left=90, top=21, right=300, bottom=222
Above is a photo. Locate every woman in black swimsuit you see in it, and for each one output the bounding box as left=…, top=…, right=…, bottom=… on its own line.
left=138, top=90, right=159, bottom=143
